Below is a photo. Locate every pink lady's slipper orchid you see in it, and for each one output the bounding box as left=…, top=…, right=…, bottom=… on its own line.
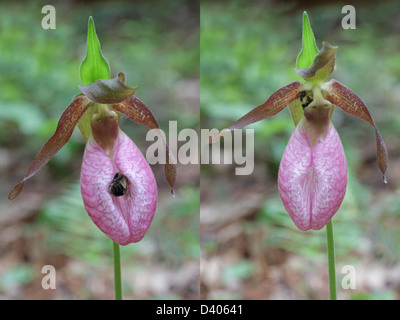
left=9, top=18, right=176, bottom=245
left=214, top=14, right=388, bottom=231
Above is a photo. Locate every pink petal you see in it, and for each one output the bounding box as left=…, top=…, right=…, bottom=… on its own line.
left=80, top=130, right=157, bottom=245
left=278, top=123, right=347, bottom=230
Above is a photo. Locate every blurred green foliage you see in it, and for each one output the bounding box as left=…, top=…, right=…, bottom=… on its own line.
left=0, top=264, right=35, bottom=291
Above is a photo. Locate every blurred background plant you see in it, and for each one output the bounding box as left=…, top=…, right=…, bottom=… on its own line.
left=200, top=0, right=400, bottom=299
left=0, top=0, right=199, bottom=299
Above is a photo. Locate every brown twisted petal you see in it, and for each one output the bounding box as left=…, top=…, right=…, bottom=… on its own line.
left=295, top=42, right=337, bottom=81
left=324, top=79, right=388, bottom=183
left=210, top=81, right=303, bottom=143
left=9, top=95, right=93, bottom=200
left=79, top=72, right=137, bottom=104
left=112, top=96, right=177, bottom=195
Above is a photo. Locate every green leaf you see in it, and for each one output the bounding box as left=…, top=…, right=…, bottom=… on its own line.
left=296, top=12, right=319, bottom=69
left=80, top=17, right=111, bottom=85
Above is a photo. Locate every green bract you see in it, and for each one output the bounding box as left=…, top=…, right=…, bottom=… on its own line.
left=289, top=13, right=338, bottom=125
left=296, top=12, right=319, bottom=69
left=80, top=17, right=111, bottom=85
left=296, top=42, right=337, bottom=85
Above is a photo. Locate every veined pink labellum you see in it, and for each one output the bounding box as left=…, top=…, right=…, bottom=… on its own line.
left=278, top=121, right=347, bottom=231
left=80, top=130, right=157, bottom=245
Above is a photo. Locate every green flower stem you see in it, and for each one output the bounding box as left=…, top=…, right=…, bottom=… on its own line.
left=113, top=241, right=122, bottom=300
left=326, top=219, right=337, bottom=300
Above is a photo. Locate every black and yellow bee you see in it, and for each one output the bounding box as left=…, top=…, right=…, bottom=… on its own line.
left=300, top=90, right=313, bottom=108
left=108, top=172, right=130, bottom=198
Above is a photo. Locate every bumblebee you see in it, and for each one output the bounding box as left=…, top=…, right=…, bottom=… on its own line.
left=300, top=90, right=313, bottom=108
left=108, top=172, right=130, bottom=198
